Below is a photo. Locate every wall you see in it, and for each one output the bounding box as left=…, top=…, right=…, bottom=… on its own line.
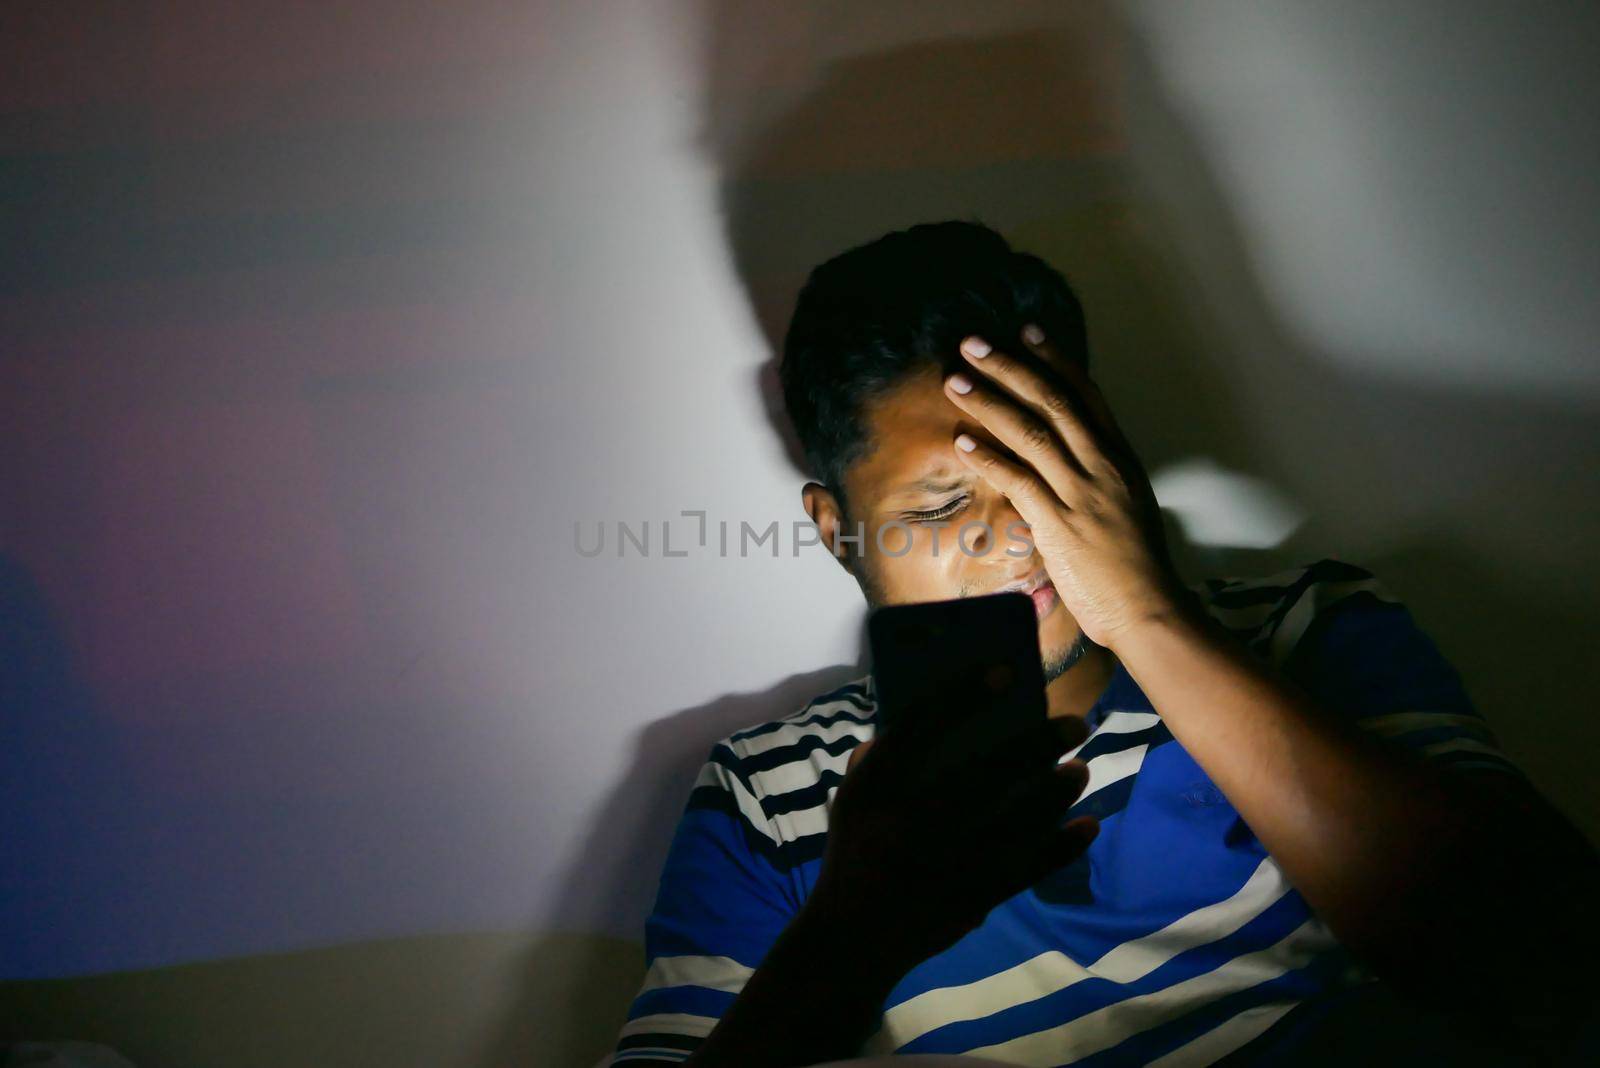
left=3, top=2, right=1596, bottom=1065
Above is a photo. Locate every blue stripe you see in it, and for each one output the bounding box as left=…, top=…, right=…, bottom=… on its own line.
left=1071, top=950, right=1356, bottom=1067
left=732, top=731, right=861, bottom=774
left=727, top=700, right=872, bottom=743
left=628, top=983, right=738, bottom=1022
left=1428, top=750, right=1524, bottom=777
left=1072, top=721, right=1173, bottom=764
left=610, top=559, right=1492, bottom=1066
left=759, top=768, right=843, bottom=818
left=645, top=806, right=798, bottom=963
left=898, top=888, right=1316, bottom=1054
left=1286, top=592, right=1478, bottom=719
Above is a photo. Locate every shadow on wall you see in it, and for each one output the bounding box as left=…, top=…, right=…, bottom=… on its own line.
left=0, top=554, right=147, bottom=978
left=4, top=6, right=1592, bottom=1068
left=489, top=5, right=1599, bottom=1066
left=475, top=662, right=871, bottom=1068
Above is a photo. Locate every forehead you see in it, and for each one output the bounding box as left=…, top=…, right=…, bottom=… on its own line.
left=843, top=364, right=974, bottom=505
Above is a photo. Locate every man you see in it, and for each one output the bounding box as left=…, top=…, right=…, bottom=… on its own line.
left=604, top=221, right=1599, bottom=1066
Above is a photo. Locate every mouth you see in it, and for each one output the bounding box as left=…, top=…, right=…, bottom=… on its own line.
left=996, top=570, right=1060, bottom=621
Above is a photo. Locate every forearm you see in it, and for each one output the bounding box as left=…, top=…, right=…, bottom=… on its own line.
left=685, top=891, right=904, bottom=1068
left=1110, top=601, right=1600, bottom=1018
left=1112, top=602, right=1449, bottom=910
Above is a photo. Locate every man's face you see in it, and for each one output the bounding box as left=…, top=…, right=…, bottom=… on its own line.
left=820, top=363, right=1090, bottom=681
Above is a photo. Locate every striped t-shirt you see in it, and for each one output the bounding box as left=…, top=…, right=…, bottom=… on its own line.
left=606, top=558, right=1522, bottom=1066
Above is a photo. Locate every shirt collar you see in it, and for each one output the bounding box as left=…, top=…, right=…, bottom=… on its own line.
left=1083, top=655, right=1151, bottom=732
left=861, top=655, right=1149, bottom=731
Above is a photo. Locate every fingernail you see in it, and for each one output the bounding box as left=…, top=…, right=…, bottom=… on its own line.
left=1022, top=323, right=1045, bottom=345
left=955, top=433, right=977, bottom=452
left=947, top=373, right=973, bottom=395
left=961, top=336, right=991, bottom=358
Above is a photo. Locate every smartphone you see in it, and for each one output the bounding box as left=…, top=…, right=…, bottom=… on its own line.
left=867, top=591, right=1048, bottom=767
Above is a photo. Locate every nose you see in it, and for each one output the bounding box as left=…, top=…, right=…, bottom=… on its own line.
left=967, top=493, right=1036, bottom=569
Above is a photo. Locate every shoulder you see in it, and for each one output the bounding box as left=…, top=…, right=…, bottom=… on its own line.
left=1190, top=556, right=1401, bottom=670
left=1194, top=559, right=1523, bottom=778
left=695, top=673, right=876, bottom=847
left=720, top=674, right=877, bottom=751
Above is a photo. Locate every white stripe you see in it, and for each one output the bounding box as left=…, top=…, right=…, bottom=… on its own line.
left=618, top=1011, right=720, bottom=1039
left=873, top=857, right=1291, bottom=1049
left=1419, top=737, right=1508, bottom=760
left=1202, top=567, right=1303, bottom=595
left=1078, top=744, right=1148, bottom=799
left=1267, top=590, right=1324, bottom=665
left=768, top=801, right=831, bottom=841
left=1360, top=711, right=1496, bottom=741
left=744, top=744, right=861, bottom=799
left=1247, top=564, right=1321, bottom=589
left=1094, top=710, right=1161, bottom=734
left=1268, top=576, right=1397, bottom=665
left=966, top=917, right=1333, bottom=1064
left=754, top=711, right=1162, bottom=844
left=771, top=722, right=1158, bottom=844
left=1088, top=860, right=1292, bottom=982
left=638, top=955, right=753, bottom=996
left=748, top=703, right=1156, bottom=803
left=1061, top=712, right=1160, bottom=764
left=1202, top=601, right=1290, bottom=631
left=691, top=763, right=781, bottom=846
left=1143, top=999, right=1300, bottom=1067
left=734, top=710, right=873, bottom=758
left=609, top=1049, right=690, bottom=1064
left=1195, top=564, right=1331, bottom=606
left=761, top=718, right=1157, bottom=846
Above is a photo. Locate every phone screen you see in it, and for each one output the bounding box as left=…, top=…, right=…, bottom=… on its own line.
left=867, top=591, right=1047, bottom=766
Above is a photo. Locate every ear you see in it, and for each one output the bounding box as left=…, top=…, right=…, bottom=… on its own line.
left=801, top=481, right=855, bottom=571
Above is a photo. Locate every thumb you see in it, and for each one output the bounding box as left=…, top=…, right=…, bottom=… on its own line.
left=1031, top=815, right=1100, bottom=884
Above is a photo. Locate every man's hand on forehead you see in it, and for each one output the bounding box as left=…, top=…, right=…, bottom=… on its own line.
left=939, top=323, right=1187, bottom=650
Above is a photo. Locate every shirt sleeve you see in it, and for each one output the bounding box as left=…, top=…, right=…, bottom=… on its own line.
left=1279, top=563, right=1524, bottom=779
left=604, top=740, right=800, bottom=1065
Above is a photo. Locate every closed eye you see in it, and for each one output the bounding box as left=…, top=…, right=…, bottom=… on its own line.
left=903, top=494, right=970, bottom=523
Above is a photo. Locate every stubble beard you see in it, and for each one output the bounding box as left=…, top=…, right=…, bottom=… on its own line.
left=1043, top=629, right=1094, bottom=684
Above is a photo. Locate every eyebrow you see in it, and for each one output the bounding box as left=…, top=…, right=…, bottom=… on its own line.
left=890, top=472, right=972, bottom=498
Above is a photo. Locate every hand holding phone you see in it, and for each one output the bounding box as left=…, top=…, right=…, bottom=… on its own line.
left=799, top=592, right=1097, bottom=978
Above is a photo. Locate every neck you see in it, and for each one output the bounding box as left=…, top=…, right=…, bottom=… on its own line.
left=1045, top=639, right=1118, bottom=722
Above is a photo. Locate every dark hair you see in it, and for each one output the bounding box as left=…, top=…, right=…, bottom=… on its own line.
left=779, top=218, right=1088, bottom=513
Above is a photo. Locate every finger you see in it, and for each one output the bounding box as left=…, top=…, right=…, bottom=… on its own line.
left=960, top=335, right=1115, bottom=480
left=1009, top=757, right=1091, bottom=820
left=904, top=720, right=1077, bottom=823
left=945, top=369, right=1090, bottom=500
left=1047, top=714, right=1092, bottom=755
left=1002, top=814, right=1102, bottom=892
left=967, top=796, right=1101, bottom=898
left=910, top=718, right=1062, bottom=805
left=1065, top=368, right=1134, bottom=461
left=1015, top=325, right=1134, bottom=458
left=951, top=430, right=1075, bottom=536
left=845, top=738, right=875, bottom=773
left=944, top=749, right=1088, bottom=836
left=1015, top=322, right=1080, bottom=378
left=1043, top=815, right=1101, bottom=872
left=1052, top=756, right=1091, bottom=802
